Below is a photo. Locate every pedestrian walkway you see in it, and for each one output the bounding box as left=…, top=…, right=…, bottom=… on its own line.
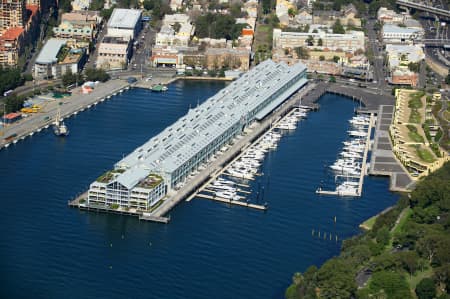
left=370, top=105, right=414, bottom=191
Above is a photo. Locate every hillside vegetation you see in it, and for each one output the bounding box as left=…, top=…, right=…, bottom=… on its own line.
left=286, top=162, right=450, bottom=299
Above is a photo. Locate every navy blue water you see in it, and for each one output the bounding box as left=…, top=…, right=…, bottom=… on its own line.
left=0, top=81, right=398, bottom=299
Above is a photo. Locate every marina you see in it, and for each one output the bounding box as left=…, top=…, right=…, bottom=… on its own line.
left=0, top=82, right=400, bottom=299
left=316, top=113, right=374, bottom=197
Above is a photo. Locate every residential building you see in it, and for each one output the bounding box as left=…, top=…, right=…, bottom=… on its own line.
left=273, top=28, right=365, bottom=53
left=390, top=89, right=449, bottom=175
left=150, top=46, right=180, bottom=68
left=0, top=26, right=24, bottom=66
left=106, top=8, right=142, bottom=40
left=386, top=44, right=425, bottom=69
left=381, top=24, right=424, bottom=44
left=154, top=14, right=194, bottom=48
left=205, top=47, right=250, bottom=71
left=313, top=4, right=361, bottom=27
left=87, top=60, right=308, bottom=210
left=34, top=38, right=87, bottom=79
left=377, top=7, right=405, bottom=24
left=169, top=0, right=183, bottom=11
left=276, top=0, right=295, bottom=27
left=71, top=0, right=90, bottom=10
left=53, top=11, right=102, bottom=41
left=0, top=0, right=25, bottom=35
left=96, top=35, right=132, bottom=70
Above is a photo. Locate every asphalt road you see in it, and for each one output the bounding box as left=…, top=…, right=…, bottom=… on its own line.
left=366, top=19, right=388, bottom=92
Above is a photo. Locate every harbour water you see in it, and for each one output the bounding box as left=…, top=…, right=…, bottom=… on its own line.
left=0, top=81, right=398, bottom=299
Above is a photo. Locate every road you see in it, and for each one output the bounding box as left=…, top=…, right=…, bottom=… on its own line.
left=1, top=79, right=129, bottom=147
left=366, top=19, right=388, bottom=93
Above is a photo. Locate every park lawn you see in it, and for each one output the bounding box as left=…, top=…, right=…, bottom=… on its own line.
left=391, top=207, right=412, bottom=235
left=416, top=147, right=436, bottom=163
left=409, top=109, right=422, bottom=124
left=407, top=268, right=433, bottom=290
left=360, top=215, right=378, bottom=230
left=407, top=131, right=425, bottom=143
left=257, top=24, right=272, bottom=33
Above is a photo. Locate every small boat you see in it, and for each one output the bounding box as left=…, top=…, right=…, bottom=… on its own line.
left=53, top=107, right=69, bottom=137
left=215, top=190, right=241, bottom=200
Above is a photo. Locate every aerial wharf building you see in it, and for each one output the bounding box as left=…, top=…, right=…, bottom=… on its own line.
left=87, top=60, right=308, bottom=210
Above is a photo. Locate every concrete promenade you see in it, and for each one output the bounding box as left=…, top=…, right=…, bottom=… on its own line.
left=370, top=105, right=414, bottom=191
left=1, top=79, right=130, bottom=149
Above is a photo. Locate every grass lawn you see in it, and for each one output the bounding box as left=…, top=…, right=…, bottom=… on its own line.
left=407, top=268, right=433, bottom=290
left=408, top=92, right=425, bottom=109
left=391, top=207, right=412, bottom=235
left=408, top=131, right=425, bottom=143
left=257, top=24, right=272, bottom=33
left=409, top=109, right=422, bottom=124
left=416, top=147, right=436, bottom=163
left=360, top=215, right=378, bottom=230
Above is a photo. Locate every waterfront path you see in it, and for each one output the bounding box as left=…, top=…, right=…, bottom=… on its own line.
left=150, top=83, right=317, bottom=218
left=370, top=105, right=414, bottom=191
left=0, top=79, right=130, bottom=149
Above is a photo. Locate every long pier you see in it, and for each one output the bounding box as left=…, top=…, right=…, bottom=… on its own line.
left=316, top=113, right=374, bottom=197
left=1, top=80, right=131, bottom=150
left=147, top=83, right=317, bottom=219
left=187, top=107, right=305, bottom=211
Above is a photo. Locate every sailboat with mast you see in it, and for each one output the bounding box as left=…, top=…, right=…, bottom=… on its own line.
left=53, top=106, right=69, bottom=136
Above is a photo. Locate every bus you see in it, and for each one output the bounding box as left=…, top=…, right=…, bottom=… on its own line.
left=3, top=89, right=13, bottom=97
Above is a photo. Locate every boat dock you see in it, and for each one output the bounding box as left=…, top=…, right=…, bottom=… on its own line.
left=316, top=113, right=374, bottom=197
left=187, top=106, right=310, bottom=211
left=146, top=83, right=317, bottom=219
left=1, top=80, right=131, bottom=150
left=195, top=193, right=267, bottom=210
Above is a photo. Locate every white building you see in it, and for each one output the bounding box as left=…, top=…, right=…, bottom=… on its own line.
left=87, top=60, right=308, bottom=210
left=155, top=14, right=194, bottom=48
left=34, top=39, right=86, bottom=79
left=273, top=28, right=365, bottom=52
left=385, top=44, right=425, bottom=68
left=377, top=7, right=405, bottom=24
left=169, top=0, right=183, bottom=11
left=107, top=8, right=142, bottom=40
left=381, top=24, right=424, bottom=44
left=96, top=36, right=132, bottom=70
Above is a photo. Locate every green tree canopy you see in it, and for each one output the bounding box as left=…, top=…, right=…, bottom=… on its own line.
left=415, top=277, right=436, bottom=299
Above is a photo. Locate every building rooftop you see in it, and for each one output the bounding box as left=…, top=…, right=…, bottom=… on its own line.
left=115, top=60, right=307, bottom=178
left=102, top=35, right=129, bottom=44
left=107, top=8, right=142, bottom=29
left=383, top=24, right=422, bottom=34
left=1, top=27, right=24, bottom=40
left=35, top=39, right=67, bottom=64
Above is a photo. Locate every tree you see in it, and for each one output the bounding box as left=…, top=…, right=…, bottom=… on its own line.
left=4, top=95, right=24, bottom=113
left=62, top=69, right=77, bottom=87
left=317, top=38, right=323, bottom=46
left=143, top=0, right=154, bottom=10
left=295, top=47, right=309, bottom=59
left=369, top=271, right=413, bottom=299
left=288, top=7, right=297, bottom=17
left=445, top=70, right=450, bottom=85
left=415, top=278, right=436, bottom=299
left=332, top=56, right=340, bottom=63
left=417, top=234, right=441, bottom=264
left=172, top=22, right=181, bottom=33
left=332, top=20, right=345, bottom=34
left=306, top=35, right=314, bottom=46
left=319, top=55, right=325, bottom=61
left=375, top=226, right=390, bottom=247
left=85, top=68, right=110, bottom=82
left=397, top=251, right=420, bottom=277
left=59, top=0, right=72, bottom=12
left=316, top=258, right=357, bottom=298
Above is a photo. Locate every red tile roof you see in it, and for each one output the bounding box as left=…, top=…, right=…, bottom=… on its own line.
left=1, top=27, right=24, bottom=41
left=26, top=4, right=39, bottom=17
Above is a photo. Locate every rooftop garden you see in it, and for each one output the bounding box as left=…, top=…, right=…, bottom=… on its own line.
left=96, top=168, right=126, bottom=183
left=407, top=91, right=424, bottom=124
left=137, top=173, right=163, bottom=189
left=411, top=145, right=436, bottom=163
left=406, top=125, right=424, bottom=143
left=57, top=46, right=70, bottom=63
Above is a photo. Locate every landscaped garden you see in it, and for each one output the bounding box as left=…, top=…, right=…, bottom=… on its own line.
left=406, top=125, right=424, bottom=143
